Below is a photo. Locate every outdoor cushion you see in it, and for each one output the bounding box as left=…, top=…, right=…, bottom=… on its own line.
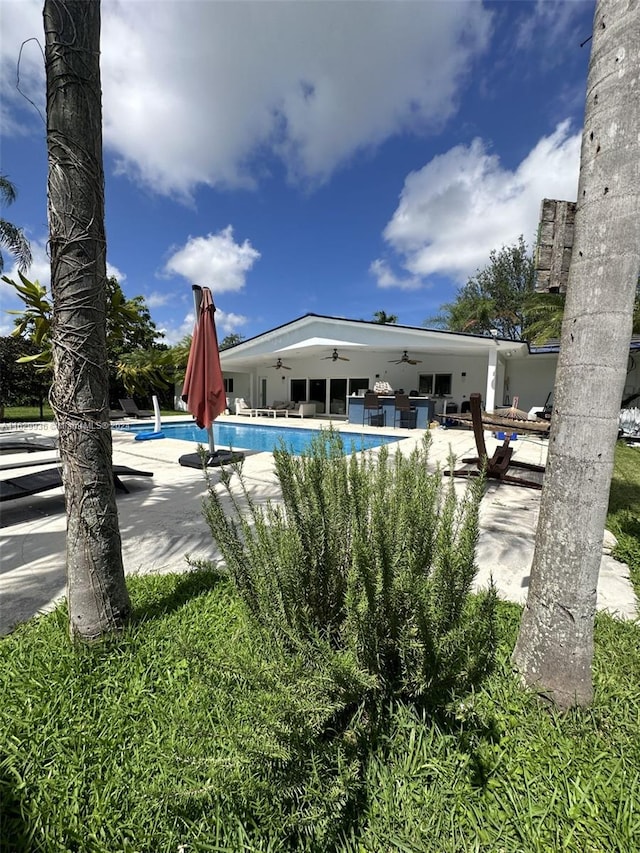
left=0, top=465, right=153, bottom=503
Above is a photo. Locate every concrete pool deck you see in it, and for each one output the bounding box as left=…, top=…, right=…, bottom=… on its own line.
left=0, top=416, right=637, bottom=636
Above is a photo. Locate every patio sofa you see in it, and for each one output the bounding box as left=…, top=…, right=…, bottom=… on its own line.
left=284, top=402, right=316, bottom=419
left=271, top=401, right=316, bottom=418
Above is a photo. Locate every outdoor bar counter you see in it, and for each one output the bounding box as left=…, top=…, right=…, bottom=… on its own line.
left=347, top=395, right=436, bottom=429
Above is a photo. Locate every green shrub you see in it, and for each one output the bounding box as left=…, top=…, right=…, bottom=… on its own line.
left=203, top=430, right=497, bottom=711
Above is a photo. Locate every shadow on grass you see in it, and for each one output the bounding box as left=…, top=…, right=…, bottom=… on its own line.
left=0, top=759, right=32, bottom=853
left=608, top=481, right=640, bottom=518
left=129, top=566, right=227, bottom=625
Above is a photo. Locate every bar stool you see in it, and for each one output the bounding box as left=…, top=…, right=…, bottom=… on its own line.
left=363, top=392, right=385, bottom=426
left=394, top=393, right=416, bottom=428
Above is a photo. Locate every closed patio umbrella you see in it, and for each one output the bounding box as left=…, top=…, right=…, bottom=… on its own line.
left=179, top=285, right=243, bottom=468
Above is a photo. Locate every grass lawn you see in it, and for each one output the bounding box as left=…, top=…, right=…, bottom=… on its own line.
left=608, top=441, right=640, bottom=596
left=1, top=440, right=639, bottom=851
left=1, top=574, right=638, bottom=852
left=1, top=405, right=180, bottom=423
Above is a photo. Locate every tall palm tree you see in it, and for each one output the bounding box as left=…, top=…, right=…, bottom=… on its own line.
left=0, top=175, right=32, bottom=273
left=512, top=0, right=640, bottom=709
left=44, top=0, right=130, bottom=640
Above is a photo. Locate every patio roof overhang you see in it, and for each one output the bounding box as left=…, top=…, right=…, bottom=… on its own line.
left=219, top=314, right=527, bottom=371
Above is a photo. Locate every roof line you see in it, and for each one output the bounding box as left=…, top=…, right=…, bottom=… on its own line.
left=223, top=312, right=522, bottom=352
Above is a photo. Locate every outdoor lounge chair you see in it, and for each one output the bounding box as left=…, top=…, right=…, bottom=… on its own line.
left=234, top=397, right=254, bottom=417
left=0, top=433, right=58, bottom=454
left=0, top=465, right=153, bottom=502
left=445, top=393, right=546, bottom=490
left=119, top=398, right=154, bottom=418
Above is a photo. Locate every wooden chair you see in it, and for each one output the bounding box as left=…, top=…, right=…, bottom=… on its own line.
left=446, top=393, right=546, bottom=489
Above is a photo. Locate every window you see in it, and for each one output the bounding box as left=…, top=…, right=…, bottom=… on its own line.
left=290, top=378, right=307, bottom=402
left=223, top=377, right=234, bottom=393
left=418, top=373, right=452, bottom=396
left=349, top=378, right=369, bottom=396
left=418, top=374, right=433, bottom=395
left=434, top=374, right=452, bottom=396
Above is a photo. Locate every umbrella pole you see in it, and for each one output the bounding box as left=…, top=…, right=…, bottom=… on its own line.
left=191, top=285, right=216, bottom=458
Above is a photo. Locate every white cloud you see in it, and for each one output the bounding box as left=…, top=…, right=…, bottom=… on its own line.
left=0, top=1, right=46, bottom=132
left=159, top=307, right=248, bottom=346
left=376, top=121, right=581, bottom=286
left=216, top=310, right=249, bottom=337
left=369, top=259, right=422, bottom=291
left=516, top=0, right=589, bottom=58
left=157, top=313, right=195, bottom=347
left=163, top=227, right=260, bottom=293
left=144, top=290, right=171, bottom=309
left=106, top=262, right=126, bottom=283
left=1, top=0, right=492, bottom=196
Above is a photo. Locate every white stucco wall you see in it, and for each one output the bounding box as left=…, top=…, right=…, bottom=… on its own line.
left=223, top=351, right=509, bottom=415
left=504, top=354, right=557, bottom=411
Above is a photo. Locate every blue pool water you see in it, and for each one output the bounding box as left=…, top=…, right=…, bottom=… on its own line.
left=118, top=420, right=400, bottom=455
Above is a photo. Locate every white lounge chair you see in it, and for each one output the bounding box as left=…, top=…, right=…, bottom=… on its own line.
left=234, top=398, right=254, bottom=416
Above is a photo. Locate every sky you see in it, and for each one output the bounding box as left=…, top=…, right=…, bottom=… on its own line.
left=0, top=0, right=595, bottom=345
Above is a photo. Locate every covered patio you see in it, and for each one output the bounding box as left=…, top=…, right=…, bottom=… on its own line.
left=209, top=314, right=532, bottom=421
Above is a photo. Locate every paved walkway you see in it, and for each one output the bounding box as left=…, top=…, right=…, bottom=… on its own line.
left=1, top=418, right=636, bottom=636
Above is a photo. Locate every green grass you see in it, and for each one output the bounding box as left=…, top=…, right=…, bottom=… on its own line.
left=1, top=405, right=180, bottom=423
left=1, top=404, right=55, bottom=422
left=608, top=441, right=640, bottom=598
left=1, top=572, right=639, bottom=853
left=1, top=439, right=638, bottom=852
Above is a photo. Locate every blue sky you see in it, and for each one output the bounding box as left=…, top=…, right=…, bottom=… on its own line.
left=1, top=0, right=594, bottom=344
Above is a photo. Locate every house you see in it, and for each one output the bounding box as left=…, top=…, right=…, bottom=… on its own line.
left=178, top=314, right=640, bottom=419
left=177, top=314, right=640, bottom=421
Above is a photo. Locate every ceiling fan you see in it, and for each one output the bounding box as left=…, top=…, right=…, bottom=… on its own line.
left=389, top=351, right=422, bottom=365
left=269, top=358, right=291, bottom=370
left=322, top=348, right=350, bottom=362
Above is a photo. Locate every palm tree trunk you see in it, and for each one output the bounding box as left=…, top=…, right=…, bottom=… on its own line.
left=512, top=0, right=640, bottom=708
left=44, top=0, right=130, bottom=639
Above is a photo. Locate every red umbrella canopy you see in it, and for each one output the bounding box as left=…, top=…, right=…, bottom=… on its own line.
left=181, top=287, right=226, bottom=430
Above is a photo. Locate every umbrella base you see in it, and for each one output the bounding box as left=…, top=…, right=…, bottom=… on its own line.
left=179, top=450, right=244, bottom=469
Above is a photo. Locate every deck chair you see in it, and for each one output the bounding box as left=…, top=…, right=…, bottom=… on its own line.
left=119, top=398, right=154, bottom=418
left=0, top=435, right=58, bottom=453
left=234, top=397, right=254, bottom=417
left=0, top=465, right=153, bottom=503
left=446, top=393, right=546, bottom=490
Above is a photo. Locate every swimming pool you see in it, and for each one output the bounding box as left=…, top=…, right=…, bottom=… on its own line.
left=118, top=421, right=401, bottom=455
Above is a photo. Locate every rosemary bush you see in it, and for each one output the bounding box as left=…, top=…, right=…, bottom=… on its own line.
left=204, top=430, right=496, bottom=708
